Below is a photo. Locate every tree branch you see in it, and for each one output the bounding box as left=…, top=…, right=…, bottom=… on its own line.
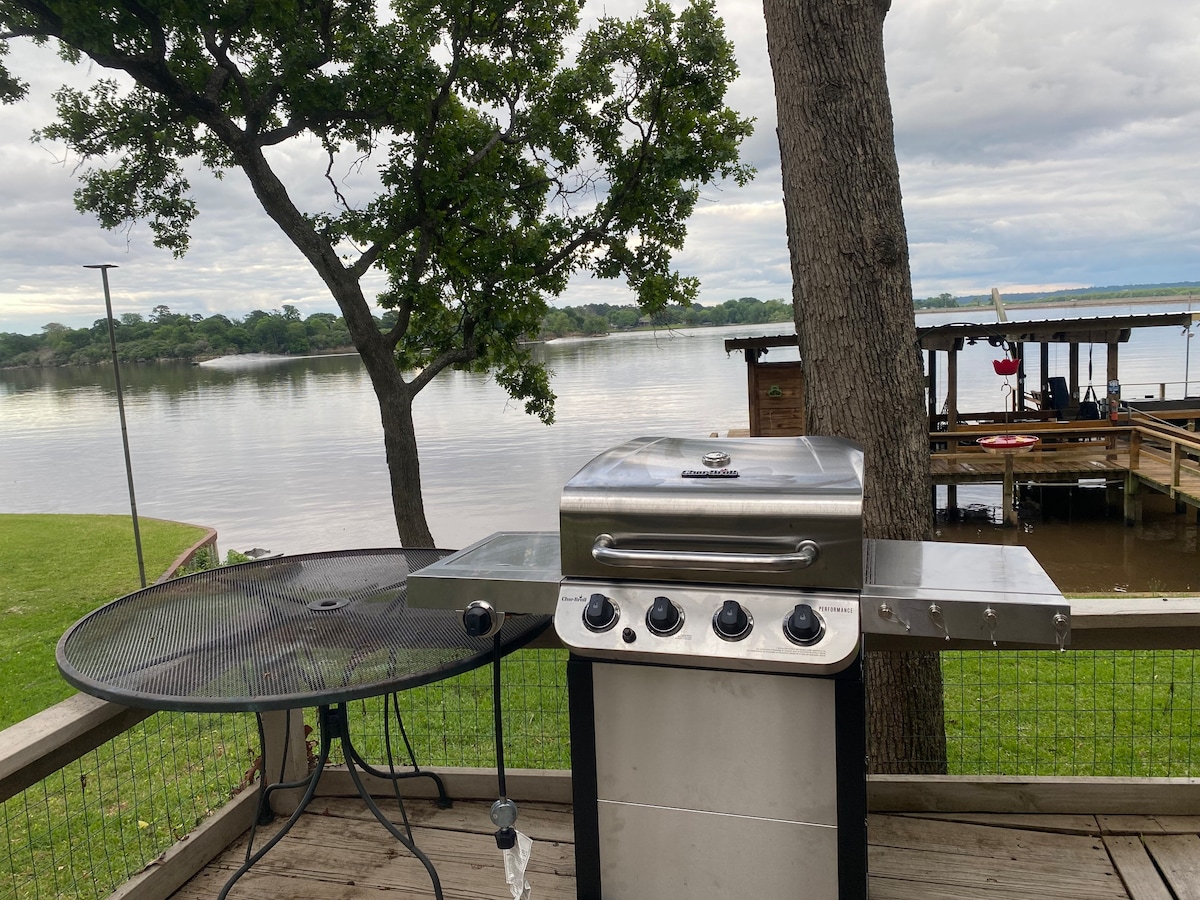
left=408, top=315, right=478, bottom=394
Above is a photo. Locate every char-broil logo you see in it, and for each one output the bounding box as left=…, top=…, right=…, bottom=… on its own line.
left=681, top=469, right=740, bottom=478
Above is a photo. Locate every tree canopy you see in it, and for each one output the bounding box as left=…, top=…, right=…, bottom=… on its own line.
left=0, top=0, right=753, bottom=544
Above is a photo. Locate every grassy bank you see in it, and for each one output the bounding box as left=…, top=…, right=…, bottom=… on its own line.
left=0, top=514, right=209, bottom=728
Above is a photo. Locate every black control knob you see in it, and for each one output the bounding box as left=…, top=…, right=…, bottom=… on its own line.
left=583, top=592, right=619, bottom=632
left=784, top=603, right=823, bottom=645
left=463, top=601, right=500, bottom=637
left=713, top=599, right=751, bottom=640
left=646, top=595, right=683, bottom=635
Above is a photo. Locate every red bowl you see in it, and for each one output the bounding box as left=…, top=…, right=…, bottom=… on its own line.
left=978, top=434, right=1040, bottom=454
left=992, top=358, right=1020, bottom=376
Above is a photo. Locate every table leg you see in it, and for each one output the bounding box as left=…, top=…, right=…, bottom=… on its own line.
left=332, top=704, right=445, bottom=898
left=343, top=692, right=451, bottom=807
left=218, top=703, right=446, bottom=900
left=217, top=711, right=331, bottom=899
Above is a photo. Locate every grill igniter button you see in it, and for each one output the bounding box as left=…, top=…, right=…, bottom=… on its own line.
left=783, top=603, right=824, bottom=646
left=713, top=599, right=753, bottom=641
left=646, top=595, right=684, bottom=636
left=583, top=592, right=619, bottom=633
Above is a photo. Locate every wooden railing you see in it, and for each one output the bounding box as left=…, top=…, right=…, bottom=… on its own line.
left=931, top=415, right=1200, bottom=513
left=1126, top=412, right=1200, bottom=502
left=6, top=602, right=1200, bottom=899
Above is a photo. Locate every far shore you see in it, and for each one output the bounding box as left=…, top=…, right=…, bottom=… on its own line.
left=915, top=293, right=1199, bottom=316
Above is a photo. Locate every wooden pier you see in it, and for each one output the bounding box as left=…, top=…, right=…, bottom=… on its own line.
left=931, top=414, right=1200, bottom=526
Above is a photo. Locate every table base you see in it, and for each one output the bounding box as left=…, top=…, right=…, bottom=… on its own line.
left=219, top=703, right=447, bottom=900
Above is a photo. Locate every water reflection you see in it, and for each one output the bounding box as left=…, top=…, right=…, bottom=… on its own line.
left=938, top=488, right=1198, bottom=594
left=2, top=311, right=1197, bottom=593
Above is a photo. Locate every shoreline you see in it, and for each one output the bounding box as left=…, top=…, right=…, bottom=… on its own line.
left=916, top=294, right=1199, bottom=316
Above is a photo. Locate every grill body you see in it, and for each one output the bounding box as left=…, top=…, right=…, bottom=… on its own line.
left=558, top=436, right=869, bottom=899
left=567, top=657, right=866, bottom=900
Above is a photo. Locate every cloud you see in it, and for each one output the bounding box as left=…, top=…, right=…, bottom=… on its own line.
left=0, top=0, right=1197, bottom=331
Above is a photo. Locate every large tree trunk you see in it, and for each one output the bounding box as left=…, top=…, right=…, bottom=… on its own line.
left=762, top=0, right=947, bottom=773
left=358, top=345, right=436, bottom=548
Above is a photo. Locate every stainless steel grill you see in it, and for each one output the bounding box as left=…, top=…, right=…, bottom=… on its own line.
left=408, top=435, right=1071, bottom=900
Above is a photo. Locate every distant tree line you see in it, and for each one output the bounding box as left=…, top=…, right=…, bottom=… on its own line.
left=538, top=296, right=792, bottom=337
left=0, top=304, right=352, bottom=367
left=913, top=292, right=961, bottom=309
left=0, top=296, right=796, bottom=366
left=915, top=284, right=1200, bottom=309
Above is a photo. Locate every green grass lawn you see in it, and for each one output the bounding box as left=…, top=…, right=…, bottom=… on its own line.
left=0, top=514, right=209, bottom=728
left=943, top=648, right=1200, bottom=776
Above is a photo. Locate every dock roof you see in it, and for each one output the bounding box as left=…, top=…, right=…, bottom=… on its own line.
left=916, top=311, right=1198, bottom=351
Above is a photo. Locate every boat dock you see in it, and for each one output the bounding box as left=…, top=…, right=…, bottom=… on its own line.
left=724, top=313, right=1200, bottom=526
left=931, top=413, right=1200, bottom=525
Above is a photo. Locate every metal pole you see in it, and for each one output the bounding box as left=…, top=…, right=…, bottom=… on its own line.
left=1185, top=326, right=1193, bottom=400
left=84, top=264, right=146, bottom=588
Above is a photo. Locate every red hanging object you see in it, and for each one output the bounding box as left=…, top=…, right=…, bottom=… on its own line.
left=992, top=358, right=1019, bottom=376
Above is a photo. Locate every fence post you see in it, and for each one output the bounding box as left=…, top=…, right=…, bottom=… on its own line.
left=260, top=709, right=310, bottom=814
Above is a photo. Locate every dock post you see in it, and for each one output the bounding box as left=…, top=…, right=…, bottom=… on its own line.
left=1003, top=454, right=1017, bottom=526
left=1123, top=472, right=1140, bottom=527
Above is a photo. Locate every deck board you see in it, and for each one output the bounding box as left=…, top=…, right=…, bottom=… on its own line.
left=898, top=811, right=1101, bottom=835
left=1103, top=835, right=1174, bottom=900
left=1143, top=834, right=1200, bottom=900
left=171, top=798, right=1200, bottom=899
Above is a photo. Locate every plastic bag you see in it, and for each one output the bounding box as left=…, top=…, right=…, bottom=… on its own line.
left=503, top=829, right=533, bottom=900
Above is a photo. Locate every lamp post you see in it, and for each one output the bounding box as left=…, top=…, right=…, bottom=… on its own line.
left=84, top=264, right=146, bottom=588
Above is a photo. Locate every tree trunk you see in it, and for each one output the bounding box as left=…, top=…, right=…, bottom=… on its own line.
left=762, top=0, right=947, bottom=773
left=358, top=344, right=436, bottom=548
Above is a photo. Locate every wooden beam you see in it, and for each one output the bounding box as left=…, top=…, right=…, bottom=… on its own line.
left=314, top=766, right=574, bottom=805
left=927, top=349, right=937, bottom=426
left=868, top=776, right=1200, bottom=815
left=947, top=348, right=958, bottom=436
left=107, top=789, right=259, bottom=900
left=1109, top=342, right=1121, bottom=420
left=1070, top=342, right=1080, bottom=404
left=0, top=693, right=152, bottom=803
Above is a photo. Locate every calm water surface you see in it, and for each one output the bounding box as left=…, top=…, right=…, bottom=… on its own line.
left=2, top=306, right=1197, bottom=593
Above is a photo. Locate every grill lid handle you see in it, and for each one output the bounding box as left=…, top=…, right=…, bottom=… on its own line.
left=591, top=534, right=819, bottom=573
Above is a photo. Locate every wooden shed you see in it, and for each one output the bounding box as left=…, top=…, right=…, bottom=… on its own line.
left=724, top=333, right=804, bottom=436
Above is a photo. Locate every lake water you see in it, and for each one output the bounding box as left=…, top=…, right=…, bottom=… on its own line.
left=2, top=304, right=1197, bottom=593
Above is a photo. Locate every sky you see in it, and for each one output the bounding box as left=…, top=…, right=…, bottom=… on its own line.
left=0, top=0, right=1198, bottom=333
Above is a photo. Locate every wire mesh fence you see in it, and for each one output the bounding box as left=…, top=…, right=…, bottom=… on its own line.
left=332, top=648, right=571, bottom=771
left=942, top=648, right=1200, bottom=776
left=5, top=647, right=1200, bottom=899
left=1, top=711, right=257, bottom=900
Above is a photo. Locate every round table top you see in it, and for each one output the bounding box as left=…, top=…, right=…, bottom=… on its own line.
left=56, top=548, right=552, bottom=712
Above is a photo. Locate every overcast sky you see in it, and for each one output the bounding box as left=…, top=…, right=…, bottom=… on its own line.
left=1, top=0, right=1198, bottom=333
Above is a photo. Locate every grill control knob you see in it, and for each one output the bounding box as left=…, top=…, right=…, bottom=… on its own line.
left=646, top=595, right=683, bottom=636
left=463, top=600, right=503, bottom=638
left=583, top=592, right=619, bottom=632
left=784, top=603, right=824, bottom=645
left=713, top=599, right=752, bottom=641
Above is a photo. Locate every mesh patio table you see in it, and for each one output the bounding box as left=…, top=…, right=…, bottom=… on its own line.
left=56, top=548, right=552, bottom=899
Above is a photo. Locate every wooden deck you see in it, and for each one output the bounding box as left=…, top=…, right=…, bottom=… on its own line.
left=930, top=446, right=1132, bottom=483
left=172, top=798, right=1200, bottom=899
left=929, top=417, right=1200, bottom=528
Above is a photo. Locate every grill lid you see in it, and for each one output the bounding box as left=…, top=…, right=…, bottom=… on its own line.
left=560, top=436, right=865, bottom=590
